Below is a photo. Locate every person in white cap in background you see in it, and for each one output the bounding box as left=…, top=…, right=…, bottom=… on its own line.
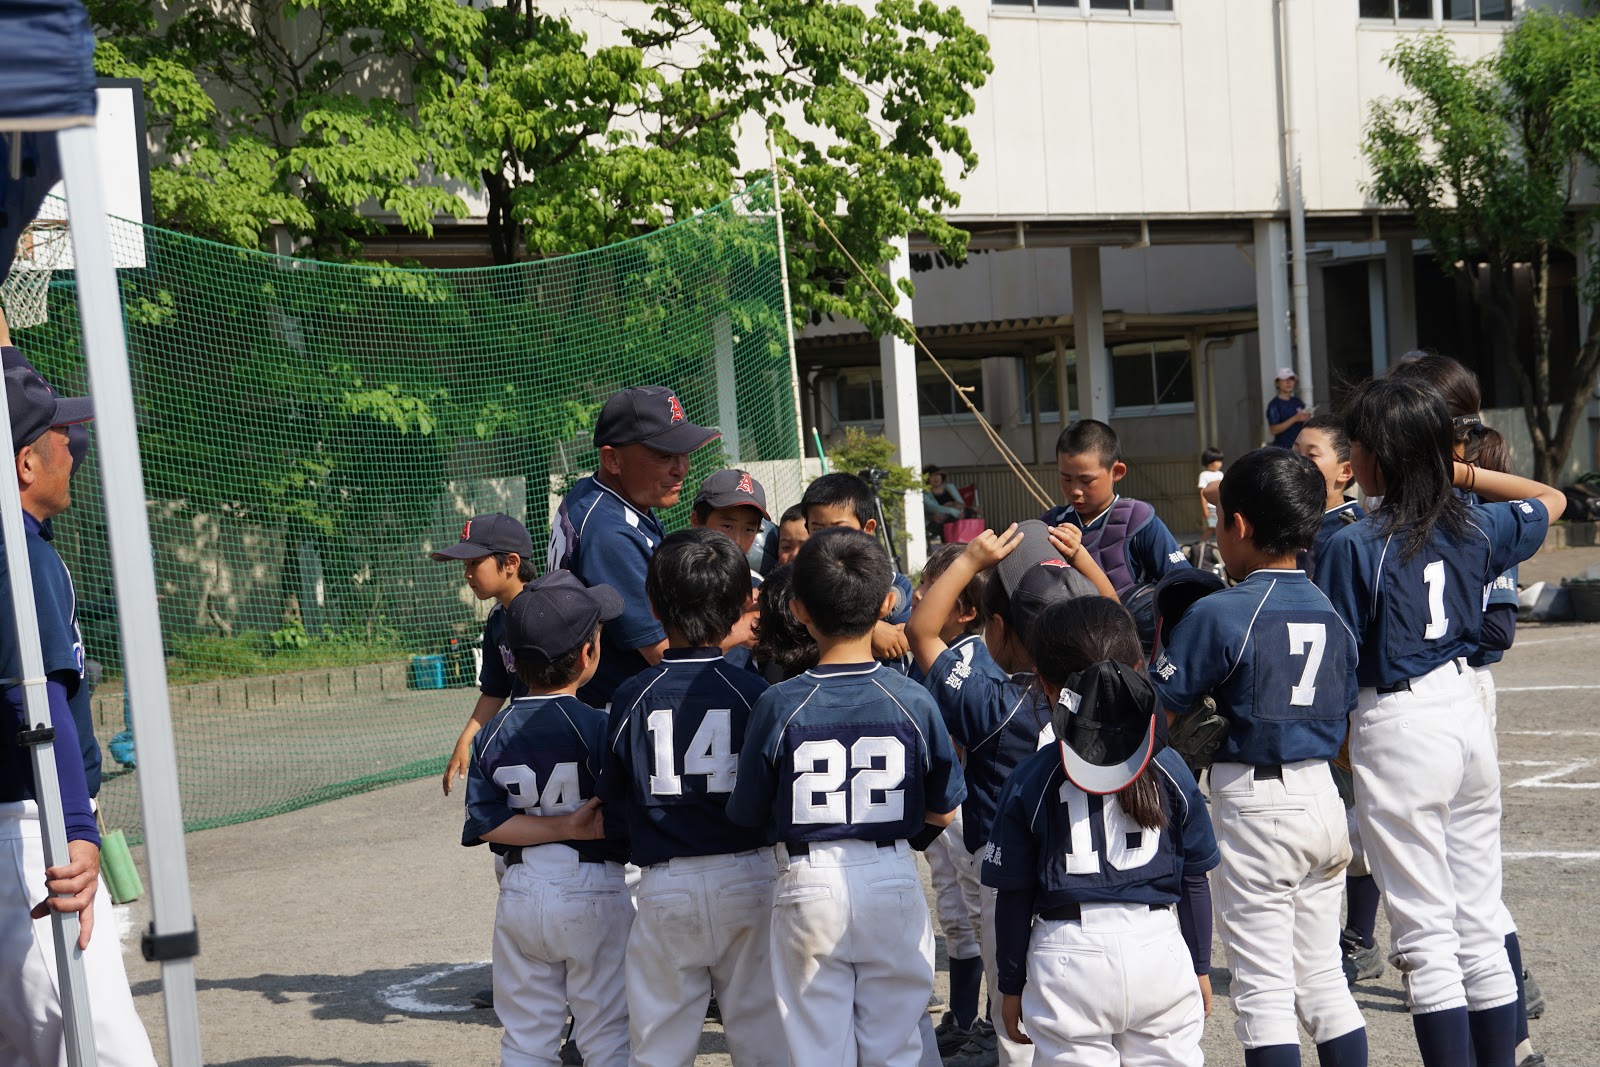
left=1267, top=368, right=1311, bottom=450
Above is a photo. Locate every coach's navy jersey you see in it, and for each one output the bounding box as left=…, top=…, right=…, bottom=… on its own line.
left=463, top=693, right=627, bottom=863
left=547, top=475, right=665, bottom=706
left=981, top=747, right=1218, bottom=910
left=1316, top=500, right=1548, bottom=689
left=1151, top=569, right=1356, bottom=766
left=478, top=604, right=528, bottom=701
left=0, top=514, right=98, bottom=797
left=726, top=662, right=966, bottom=845
left=1302, top=500, right=1365, bottom=583
left=925, top=646, right=1052, bottom=854
left=1040, top=497, right=1186, bottom=589
left=600, top=648, right=772, bottom=866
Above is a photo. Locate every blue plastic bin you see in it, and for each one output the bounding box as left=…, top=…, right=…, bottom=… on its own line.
left=409, top=654, right=446, bottom=690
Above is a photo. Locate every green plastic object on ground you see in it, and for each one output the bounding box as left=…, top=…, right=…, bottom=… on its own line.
left=99, top=828, right=144, bottom=904
left=14, top=181, right=799, bottom=841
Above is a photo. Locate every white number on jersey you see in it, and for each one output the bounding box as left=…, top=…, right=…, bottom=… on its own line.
left=493, top=762, right=581, bottom=815
left=647, top=709, right=737, bottom=796
left=1286, top=622, right=1327, bottom=706
left=792, top=736, right=908, bottom=825
left=1422, top=560, right=1450, bottom=640
left=1059, top=783, right=1160, bottom=874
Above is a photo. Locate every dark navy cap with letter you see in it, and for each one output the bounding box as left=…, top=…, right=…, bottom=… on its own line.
left=594, top=385, right=720, bottom=455
left=994, top=520, right=1097, bottom=640
left=505, top=570, right=625, bottom=661
left=430, top=513, right=535, bottom=562
left=693, top=468, right=769, bottom=519
left=5, top=365, right=91, bottom=453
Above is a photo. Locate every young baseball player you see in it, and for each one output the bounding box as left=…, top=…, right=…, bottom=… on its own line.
left=906, top=520, right=1107, bottom=1067
left=1151, top=447, right=1368, bottom=1066
left=984, top=640, right=1219, bottom=1067
left=910, top=543, right=990, bottom=1052
left=751, top=563, right=818, bottom=682
left=691, top=469, right=768, bottom=672
left=461, top=571, right=632, bottom=1067
left=775, top=504, right=809, bottom=566
left=598, top=528, right=783, bottom=1067
left=1292, top=414, right=1365, bottom=581
left=726, top=528, right=967, bottom=1067
left=800, top=473, right=915, bottom=668
left=1315, top=376, right=1566, bottom=1067
left=435, top=513, right=538, bottom=797
left=1043, top=421, right=1188, bottom=598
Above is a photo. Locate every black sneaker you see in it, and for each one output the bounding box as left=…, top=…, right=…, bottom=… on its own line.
left=934, top=1012, right=975, bottom=1057
left=468, top=987, right=494, bottom=1009
left=1524, top=968, right=1546, bottom=1020
left=1518, top=1054, right=1546, bottom=1067
left=559, top=1039, right=582, bottom=1065
left=1340, top=927, right=1384, bottom=985
left=945, top=1019, right=998, bottom=1067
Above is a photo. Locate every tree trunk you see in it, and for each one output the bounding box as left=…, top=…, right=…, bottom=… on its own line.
left=484, top=164, right=518, bottom=266
left=1549, top=303, right=1600, bottom=489
left=1531, top=241, right=1555, bottom=483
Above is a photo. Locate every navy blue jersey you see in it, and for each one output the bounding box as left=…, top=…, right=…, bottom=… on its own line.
left=912, top=633, right=996, bottom=687
left=1317, top=500, right=1548, bottom=688
left=600, top=648, right=772, bottom=866
left=0, top=514, right=98, bottom=797
left=1040, top=498, right=1186, bottom=589
left=925, top=645, right=1052, bottom=854
left=981, top=747, right=1218, bottom=909
left=1267, top=396, right=1306, bottom=449
left=1302, top=500, right=1365, bottom=582
left=1469, top=565, right=1520, bottom=669
left=1151, top=569, right=1357, bottom=766
left=462, top=694, right=627, bottom=863
left=478, top=604, right=528, bottom=701
left=547, top=475, right=665, bottom=706
left=726, top=663, right=966, bottom=845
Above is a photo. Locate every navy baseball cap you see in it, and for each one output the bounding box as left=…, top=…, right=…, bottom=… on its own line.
left=430, top=513, right=535, bottom=562
left=4, top=365, right=91, bottom=454
left=694, top=468, right=769, bottom=519
left=593, top=386, right=720, bottom=455
left=1153, top=567, right=1225, bottom=651
left=1055, top=659, right=1159, bottom=796
left=994, top=520, right=1097, bottom=641
left=504, top=570, right=624, bottom=661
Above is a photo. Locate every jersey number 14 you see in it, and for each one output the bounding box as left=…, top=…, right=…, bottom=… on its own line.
left=648, top=710, right=737, bottom=796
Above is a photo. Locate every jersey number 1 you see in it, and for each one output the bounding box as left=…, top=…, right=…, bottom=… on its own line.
left=1422, top=560, right=1450, bottom=640
left=647, top=709, right=737, bottom=796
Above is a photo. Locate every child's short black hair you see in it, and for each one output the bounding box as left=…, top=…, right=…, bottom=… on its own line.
left=755, top=563, right=819, bottom=678
left=1055, top=420, right=1122, bottom=468
left=1200, top=446, right=1224, bottom=467
left=1300, top=413, right=1350, bottom=461
left=1218, top=448, right=1324, bottom=557
left=923, top=543, right=987, bottom=637
left=800, top=473, right=876, bottom=528
left=647, top=528, right=750, bottom=648
left=493, top=551, right=538, bottom=583
left=779, top=504, right=805, bottom=525
left=791, top=528, right=892, bottom=638
left=514, top=623, right=600, bottom=690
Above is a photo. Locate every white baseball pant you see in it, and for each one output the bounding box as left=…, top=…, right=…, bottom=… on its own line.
left=1021, top=903, right=1204, bottom=1067
left=0, top=802, right=156, bottom=1067
left=1209, top=760, right=1365, bottom=1049
left=493, top=845, right=632, bottom=1067
left=980, top=884, right=1037, bottom=1067
left=1474, top=666, right=1517, bottom=939
left=627, top=848, right=785, bottom=1067
left=925, top=808, right=982, bottom=962
left=1351, top=661, right=1517, bottom=1014
left=769, top=839, right=933, bottom=1067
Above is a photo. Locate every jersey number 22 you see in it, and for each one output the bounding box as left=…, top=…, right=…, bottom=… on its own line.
left=792, top=737, right=906, bottom=825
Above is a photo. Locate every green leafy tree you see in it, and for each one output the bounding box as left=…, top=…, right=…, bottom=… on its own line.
left=1363, top=13, right=1600, bottom=482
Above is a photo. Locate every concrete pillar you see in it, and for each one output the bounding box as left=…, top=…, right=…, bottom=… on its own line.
left=1071, top=247, right=1111, bottom=422
left=1367, top=259, right=1389, bottom=376
left=1054, top=335, right=1071, bottom=429
left=1254, top=219, right=1293, bottom=414
left=712, top=312, right=739, bottom=461
left=1385, top=239, right=1418, bottom=360
left=879, top=235, right=927, bottom=573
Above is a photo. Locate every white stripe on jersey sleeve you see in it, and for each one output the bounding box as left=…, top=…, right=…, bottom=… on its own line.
left=873, top=679, right=932, bottom=771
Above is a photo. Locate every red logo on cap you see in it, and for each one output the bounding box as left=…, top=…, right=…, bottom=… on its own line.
left=1038, top=558, right=1067, bottom=568
left=461, top=521, right=472, bottom=541
left=736, top=472, right=753, bottom=494
left=668, top=395, right=686, bottom=423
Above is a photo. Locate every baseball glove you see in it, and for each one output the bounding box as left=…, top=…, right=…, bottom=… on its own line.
left=1167, top=695, right=1229, bottom=776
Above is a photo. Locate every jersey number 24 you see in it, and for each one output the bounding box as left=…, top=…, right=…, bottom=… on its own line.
left=493, top=763, right=580, bottom=815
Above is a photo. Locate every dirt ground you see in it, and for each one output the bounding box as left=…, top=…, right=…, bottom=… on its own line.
left=109, top=545, right=1600, bottom=1065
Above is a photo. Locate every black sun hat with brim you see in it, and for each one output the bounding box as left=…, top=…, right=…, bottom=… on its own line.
left=993, top=519, right=1098, bottom=641
left=1055, top=659, right=1160, bottom=796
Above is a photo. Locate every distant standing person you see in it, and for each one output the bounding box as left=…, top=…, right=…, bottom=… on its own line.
left=1267, top=367, right=1311, bottom=449
left=547, top=386, right=720, bottom=707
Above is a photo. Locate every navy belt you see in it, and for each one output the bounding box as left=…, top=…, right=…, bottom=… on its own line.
left=1254, top=764, right=1283, bottom=781
left=786, top=839, right=895, bottom=856
left=502, top=846, right=605, bottom=867
left=1040, top=902, right=1172, bottom=921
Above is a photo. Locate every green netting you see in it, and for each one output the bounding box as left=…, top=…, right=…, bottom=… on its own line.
left=9, top=180, right=800, bottom=840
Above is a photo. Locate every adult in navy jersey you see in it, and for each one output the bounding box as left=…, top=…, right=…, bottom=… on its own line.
left=0, top=363, right=158, bottom=1066
left=983, top=659, right=1218, bottom=1067
left=547, top=385, right=720, bottom=706
left=462, top=570, right=630, bottom=1067
left=599, top=529, right=783, bottom=1067
left=727, top=529, right=965, bottom=1067
left=1315, top=377, right=1565, bottom=1067
left=1152, top=448, right=1367, bottom=1066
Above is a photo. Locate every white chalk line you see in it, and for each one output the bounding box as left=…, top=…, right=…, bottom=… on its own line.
left=375, top=961, right=488, bottom=1015
left=1505, top=730, right=1600, bottom=737
left=1502, top=757, right=1600, bottom=789
left=1516, top=633, right=1600, bottom=647
left=1504, top=851, right=1600, bottom=861
left=1498, top=685, right=1600, bottom=692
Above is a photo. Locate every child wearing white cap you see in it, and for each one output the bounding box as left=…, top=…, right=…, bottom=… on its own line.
left=1267, top=367, right=1310, bottom=449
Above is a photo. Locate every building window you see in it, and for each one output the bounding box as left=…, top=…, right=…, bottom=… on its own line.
left=834, top=369, right=884, bottom=424
left=1359, top=0, right=1509, bottom=22
left=919, top=360, right=984, bottom=419
left=993, top=0, right=1174, bottom=14
left=1019, top=353, right=1078, bottom=420
left=1111, top=340, right=1194, bottom=413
